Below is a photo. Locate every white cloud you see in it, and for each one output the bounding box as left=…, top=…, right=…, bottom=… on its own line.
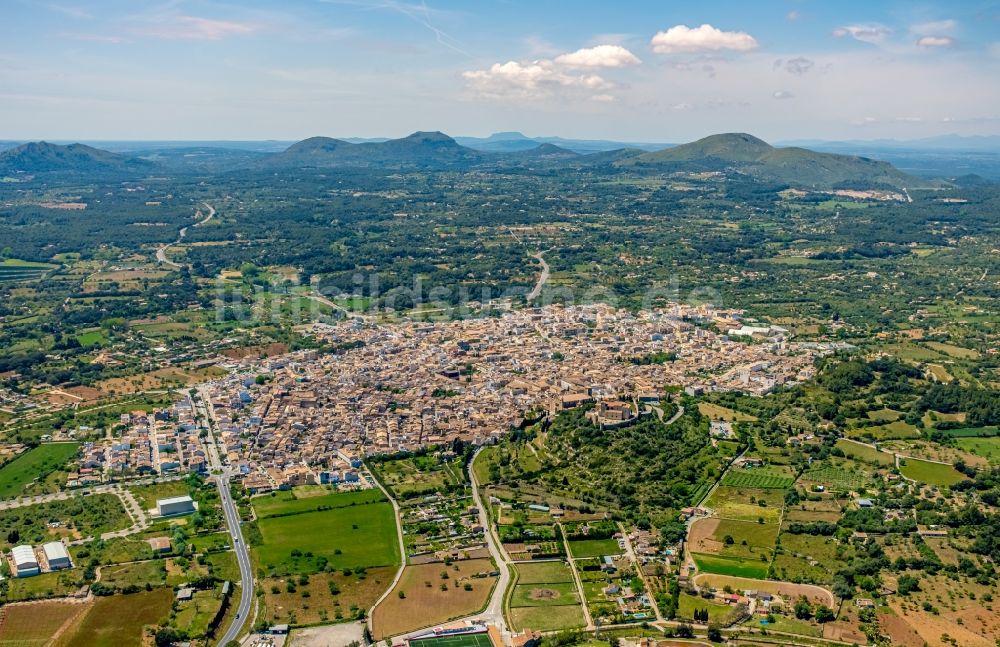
left=786, top=10, right=801, bottom=22
left=462, top=60, right=612, bottom=100
left=650, top=24, right=758, bottom=54
left=554, top=45, right=641, bottom=68
left=832, top=24, right=891, bottom=45
left=773, top=90, right=794, bottom=100
left=136, top=16, right=257, bottom=41
left=917, top=36, right=953, bottom=48
left=912, top=20, right=957, bottom=35
left=463, top=42, right=640, bottom=101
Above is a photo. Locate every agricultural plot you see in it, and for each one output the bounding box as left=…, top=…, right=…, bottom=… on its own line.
left=261, top=567, right=396, bottom=628
left=252, top=487, right=385, bottom=518
left=567, top=538, right=622, bottom=559
left=722, top=468, right=795, bottom=489
left=678, top=592, right=736, bottom=624
left=899, top=458, right=965, bottom=487
left=512, top=560, right=575, bottom=584
left=252, top=491, right=400, bottom=576
left=704, top=486, right=784, bottom=523
left=956, top=436, right=1000, bottom=464
left=372, top=559, right=497, bottom=639
left=692, top=553, right=769, bottom=579
left=0, top=259, right=56, bottom=283
left=371, top=454, right=467, bottom=498
left=847, top=420, right=921, bottom=441
left=835, top=439, right=894, bottom=466
left=52, top=588, right=173, bottom=647
left=508, top=561, right=586, bottom=631
left=698, top=402, right=758, bottom=421
left=771, top=533, right=853, bottom=584
left=0, top=600, right=87, bottom=647
left=783, top=497, right=845, bottom=523
left=0, top=442, right=80, bottom=499
left=800, top=465, right=870, bottom=492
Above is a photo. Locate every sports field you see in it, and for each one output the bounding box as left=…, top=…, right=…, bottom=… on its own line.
left=410, top=632, right=494, bottom=647
left=0, top=443, right=79, bottom=499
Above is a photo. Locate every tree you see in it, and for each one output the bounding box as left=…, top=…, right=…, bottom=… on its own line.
left=815, top=606, right=836, bottom=623
left=794, top=597, right=813, bottom=620
left=707, top=624, right=723, bottom=642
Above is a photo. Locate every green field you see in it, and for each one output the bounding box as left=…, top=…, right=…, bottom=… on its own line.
left=509, top=605, right=586, bottom=632
left=835, top=439, right=894, bottom=466
left=722, top=468, right=795, bottom=489
left=567, top=538, right=622, bottom=559
left=253, top=491, right=399, bottom=575
left=251, top=487, right=385, bottom=518
left=410, top=633, right=495, bottom=647
left=0, top=443, right=80, bottom=499
left=513, top=561, right=575, bottom=584
left=899, top=458, right=966, bottom=487
left=510, top=582, right=581, bottom=607
left=938, top=426, right=1000, bottom=438
left=678, top=592, right=735, bottom=623
left=76, top=329, right=108, bottom=347
left=956, top=437, right=1000, bottom=463
left=692, top=552, right=770, bottom=579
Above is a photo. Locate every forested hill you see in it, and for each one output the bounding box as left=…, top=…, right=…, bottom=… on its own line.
left=0, top=142, right=154, bottom=174
left=261, top=131, right=483, bottom=169
left=620, top=132, right=919, bottom=189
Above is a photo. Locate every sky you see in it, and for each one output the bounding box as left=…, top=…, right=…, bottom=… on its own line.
left=2, top=0, right=1000, bottom=142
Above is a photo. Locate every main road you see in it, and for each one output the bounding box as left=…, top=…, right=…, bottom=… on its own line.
left=156, top=202, right=216, bottom=268
left=468, top=449, right=511, bottom=628
left=194, top=386, right=254, bottom=646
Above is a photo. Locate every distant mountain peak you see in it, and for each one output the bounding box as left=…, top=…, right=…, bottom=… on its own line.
left=398, top=131, right=457, bottom=145
left=485, top=131, right=531, bottom=142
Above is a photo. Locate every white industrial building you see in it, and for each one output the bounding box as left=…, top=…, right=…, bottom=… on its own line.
left=11, top=545, right=39, bottom=578
left=43, top=541, right=72, bottom=570
left=156, top=495, right=196, bottom=517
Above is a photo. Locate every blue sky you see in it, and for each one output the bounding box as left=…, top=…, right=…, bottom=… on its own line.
left=2, top=0, right=999, bottom=141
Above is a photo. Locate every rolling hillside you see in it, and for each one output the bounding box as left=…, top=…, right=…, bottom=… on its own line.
left=0, top=142, right=154, bottom=174
left=621, top=133, right=918, bottom=188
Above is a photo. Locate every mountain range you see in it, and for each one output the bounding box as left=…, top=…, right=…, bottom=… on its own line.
left=0, top=132, right=954, bottom=189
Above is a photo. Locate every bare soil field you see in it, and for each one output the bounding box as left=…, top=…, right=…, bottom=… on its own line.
left=687, top=517, right=722, bottom=554
left=371, top=558, right=497, bottom=639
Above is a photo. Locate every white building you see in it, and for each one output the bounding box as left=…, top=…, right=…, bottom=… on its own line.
left=156, top=495, right=196, bottom=517
left=11, top=545, right=39, bottom=578
left=43, top=541, right=72, bottom=570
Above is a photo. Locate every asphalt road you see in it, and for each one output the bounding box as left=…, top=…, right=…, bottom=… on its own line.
left=468, top=449, right=511, bottom=629
left=193, top=387, right=254, bottom=646
left=217, top=471, right=254, bottom=646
